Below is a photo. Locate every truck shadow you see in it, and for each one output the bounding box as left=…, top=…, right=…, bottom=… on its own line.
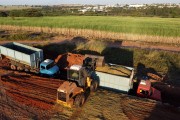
left=73, top=50, right=100, bottom=55
left=102, top=47, right=133, bottom=67
left=35, top=42, right=76, bottom=59
left=70, top=36, right=89, bottom=44
left=166, top=60, right=180, bottom=85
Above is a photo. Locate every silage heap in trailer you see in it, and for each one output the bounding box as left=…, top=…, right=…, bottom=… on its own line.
left=93, top=64, right=134, bottom=93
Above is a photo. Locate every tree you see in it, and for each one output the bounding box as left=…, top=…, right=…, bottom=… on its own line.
left=0, top=11, right=8, bottom=17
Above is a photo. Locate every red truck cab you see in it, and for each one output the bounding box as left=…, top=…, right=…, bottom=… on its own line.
left=137, top=80, right=161, bottom=101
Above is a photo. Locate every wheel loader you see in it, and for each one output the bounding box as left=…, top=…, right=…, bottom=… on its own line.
left=56, top=55, right=104, bottom=107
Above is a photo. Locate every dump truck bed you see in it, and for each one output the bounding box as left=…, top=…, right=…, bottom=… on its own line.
left=96, top=64, right=132, bottom=77
left=0, top=42, right=43, bottom=68
left=93, top=64, right=134, bottom=92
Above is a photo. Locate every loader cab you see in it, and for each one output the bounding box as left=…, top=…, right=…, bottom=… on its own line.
left=40, top=59, right=59, bottom=76
left=57, top=81, right=75, bottom=103
left=56, top=81, right=84, bottom=107
left=67, top=65, right=88, bottom=87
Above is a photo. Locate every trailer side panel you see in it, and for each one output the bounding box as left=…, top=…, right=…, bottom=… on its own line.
left=0, top=42, right=43, bottom=68
left=92, top=69, right=134, bottom=92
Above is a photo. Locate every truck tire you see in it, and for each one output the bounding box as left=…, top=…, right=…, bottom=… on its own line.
left=24, top=68, right=30, bottom=72
left=74, top=93, right=85, bottom=108
left=10, top=65, right=16, bottom=70
left=17, top=66, right=23, bottom=71
left=90, top=80, right=98, bottom=92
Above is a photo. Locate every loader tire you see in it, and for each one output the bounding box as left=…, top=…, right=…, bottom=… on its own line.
left=74, top=93, right=85, bottom=108
left=90, top=80, right=98, bottom=92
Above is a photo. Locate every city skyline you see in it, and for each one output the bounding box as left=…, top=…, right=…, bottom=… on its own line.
left=0, top=0, right=179, bottom=5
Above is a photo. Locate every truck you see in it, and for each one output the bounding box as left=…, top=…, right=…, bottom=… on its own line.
left=0, top=42, right=59, bottom=76
left=137, top=77, right=161, bottom=101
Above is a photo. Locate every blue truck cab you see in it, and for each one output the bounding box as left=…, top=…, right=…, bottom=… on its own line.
left=40, top=59, right=60, bottom=76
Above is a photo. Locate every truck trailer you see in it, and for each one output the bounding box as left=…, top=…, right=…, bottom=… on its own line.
left=93, top=63, right=134, bottom=93
left=0, top=42, right=59, bottom=76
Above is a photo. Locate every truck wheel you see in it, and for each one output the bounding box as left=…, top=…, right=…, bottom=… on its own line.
left=74, top=93, right=85, bottom=108
left=90, top=80, right=98, bottom=92
left=24, top=68, right=29, bottom=72
left=17, top=66, right=23, bottom=71
left=10, top=65, right=16, bottom=70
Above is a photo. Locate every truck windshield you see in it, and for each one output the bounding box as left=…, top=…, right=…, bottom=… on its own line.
left=58, top=92, right=66, bottom=102
left=68, top=70, right=79, bottom=80
left=41, top=66, right=46, bottom=69
left=46, top=62, right=54, bottom=70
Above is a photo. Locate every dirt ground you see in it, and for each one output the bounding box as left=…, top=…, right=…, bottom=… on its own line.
left=0, top=55, right=180, bottom=120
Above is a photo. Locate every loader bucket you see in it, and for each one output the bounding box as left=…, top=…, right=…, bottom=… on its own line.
left=85, top=54, right=105, bottom=67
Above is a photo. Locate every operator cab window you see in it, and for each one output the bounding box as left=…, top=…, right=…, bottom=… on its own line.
left=58, top=92, right=66, bottom=102
left=46, top=62, right=54, bottom=70
left=41, top=66, right=46, bottom=69
left=69, top=70, right=79, bottom=80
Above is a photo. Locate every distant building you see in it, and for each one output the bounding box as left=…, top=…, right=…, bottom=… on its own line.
left=78, top=9, right=88, bottom=13
left=78, top=5, right=106, bottom=13
left=93, top=5, right=106, bottom=12
left=128, top=4, right=146, bottom=8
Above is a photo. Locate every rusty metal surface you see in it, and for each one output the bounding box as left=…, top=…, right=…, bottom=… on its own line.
left=85, top=54, right=105, bottom=67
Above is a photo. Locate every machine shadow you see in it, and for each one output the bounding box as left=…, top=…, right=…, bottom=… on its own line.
left=101, top=47, right=133, bottom=67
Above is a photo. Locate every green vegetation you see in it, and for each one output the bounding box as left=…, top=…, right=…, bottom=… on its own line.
left=9, top=9, right=43, bottom=17
left=0, top=30, right=55, bottom=41
left=0, top=16, right=179, bottom=37
left=0, top=11, right=8, bottom=17
left=108, top=6, right=180, bottom=18
left=76, top=40, right=106, bottom=54
left=1, top=5, right=179, bottom=18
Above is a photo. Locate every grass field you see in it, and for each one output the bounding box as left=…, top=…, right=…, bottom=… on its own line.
left=0, top=16, right=179, bottom=37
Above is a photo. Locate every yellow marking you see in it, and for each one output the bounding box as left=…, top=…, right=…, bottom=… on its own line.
left=56, top=99, right=72, bottom=108
left=87, top=77, right=91, bottom=87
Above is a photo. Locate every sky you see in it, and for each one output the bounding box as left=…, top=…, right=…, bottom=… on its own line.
left=0, top=0, right=179, bottom=5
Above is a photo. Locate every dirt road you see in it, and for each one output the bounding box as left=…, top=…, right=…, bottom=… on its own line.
left=0, top=35, right=180, bottom=53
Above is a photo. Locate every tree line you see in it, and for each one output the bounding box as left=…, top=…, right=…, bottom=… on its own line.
left=0, top=6, right=179, bottom=18
left=107, top=6, right=180, bottom=18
